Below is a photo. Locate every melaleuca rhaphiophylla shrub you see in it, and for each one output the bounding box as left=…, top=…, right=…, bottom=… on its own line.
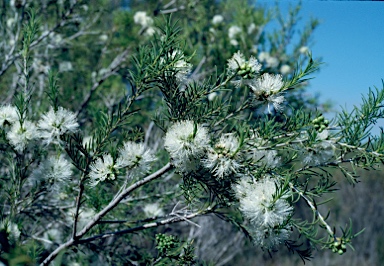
left=1, top=3, right=384, bottom=266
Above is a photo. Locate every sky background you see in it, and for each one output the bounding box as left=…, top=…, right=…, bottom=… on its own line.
left=259, top=0, right=384, bottom=132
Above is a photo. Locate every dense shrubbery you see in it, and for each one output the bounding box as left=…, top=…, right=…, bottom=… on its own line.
left=0, top=1, right=383, bottom=265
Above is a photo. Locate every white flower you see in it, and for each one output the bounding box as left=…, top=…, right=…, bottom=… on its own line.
left=145, top=26, right=156, bottom=36
left=133, top=11, right=153, bottom=27
left=42, top=228, right=62, bottom=248
left=250, top=149, right=280, bottom=169
left=99, top=34, right=108, bottom=42
left=59, top=61, right=73, bottom=72
left=0, top=105, right=19, bottom=127
left=249, top=73, right=285, bottom=112
left=116, top=141, right=156, bottom=175
left=299, top=46, right=310, bottom=54
left=54, top=34, right=63, bottom=44
left=258, top=52, right=269, bottom=62
left=230, top=39, right=239, bottom=46
left=228, top=25, right=242, bottom=40
left=250, top=226, right=291, bottom=249
left=236, top=176, right=292, bottom=227
left=235, top=175, right=293, bottom=248
left=143, top=203, right=164, bottom=218
left=266, top=56, right=279, bottom=68
left=7, top=120, right=37, bottom=152
left=38, top=107, right=79, bottom=145
left=6, top=18, right=15, bottom=28
left=208, top=92, right=217, bottom=101
left=164, top=120, right=209, bottom=171
left=161, top=50, right=192, bottom=82
left=280, top=64, right=291, bottom=75
left=212, top=15, right=224, bottom=25
left=89, top=154, right=120, bottom=186
left=0, top=220, right=20, bottom=240
left=203, top=133, right=242, bottom=178
left=227, top=51, right=261, bottom=81
left=32, top=155, right=72, bottom=189
left=247, top=23, right=256, bottom=34
left=258, top=52, right=279, bottom=68
left=301, top=130, right=335, bottom=166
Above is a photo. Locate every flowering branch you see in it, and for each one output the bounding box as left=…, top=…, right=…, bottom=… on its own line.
left=72, top=181, right=85, bottom=239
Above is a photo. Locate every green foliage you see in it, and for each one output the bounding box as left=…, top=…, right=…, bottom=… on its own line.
left=155, top=233, right=196, bottom=265
left=0, top=1, right=383, bottom=265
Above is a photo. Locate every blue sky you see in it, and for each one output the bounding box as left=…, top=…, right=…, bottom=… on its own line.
left=259, top=0, right=384, bottom=132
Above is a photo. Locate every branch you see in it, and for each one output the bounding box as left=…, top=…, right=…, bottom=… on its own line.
left=72, top=181, right=85, bottom=239
left=338, top=142, right=384, bottom=157
left=76, top=207, right=212, bottom=245
left=40, top=163, right=173, bottom=266
left=289, top=182, right=334, bottom=238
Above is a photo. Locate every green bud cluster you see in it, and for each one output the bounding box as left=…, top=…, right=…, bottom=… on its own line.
left=156, top=233, right=177, bottom=255
left=312, top=115, right=329, bottom=132
left=330, top=237, right=347, bottom=255
left=237, top=63, right=256, bottom=79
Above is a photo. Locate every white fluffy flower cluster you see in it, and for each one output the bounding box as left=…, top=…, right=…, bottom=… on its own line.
left=89, top=154, right=118, bottom=186
left=134, top=11, right=153, bottom=27
left=116, top=141, right=156, bottom=175
left=227, top=51, right=261, bottom=85
left=247, top=132, right=281, bottom=169
left=32, top=155, right=73, bottom=190
left=89, top=142, right=155, bottom=186
left=133, top=11, right=155, bottom=36
left=250, top=149, right=280, bottom=169
left=0, top=105, right=79, bottom=152
left=226, top=51, right=286, bottom=113
left=212, top=15, right=224, bottom=25
left=248, top=73, right=285, bottom=112
left=235, top=175, right=293, bottom=249
left=301, top=130, right=335, bottom=166
left=228, top=25, right=242, bottom=46
left=164, top=120, right=209, bottom=172
left=0, top=105, right=38, bottom=152
left=280, top=64, right=292, bottom=75
left=161, top=50, right=192, bottom=82
left=37, top=107, right=79, bottom=145
left=258, top=51, right=280, bottom=68
left=299, top=46, right=310, bottom=54
left=164, top=122, right=246, bottom=178
left=203, top=134, right=242, bottom=178
left=0, top=105, right=19, bottom=127
left=7, top=120, right=38, bottom=152
left=143, top=203, right=164, bottom=218
left=0, top=219, right=21, bottom=241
